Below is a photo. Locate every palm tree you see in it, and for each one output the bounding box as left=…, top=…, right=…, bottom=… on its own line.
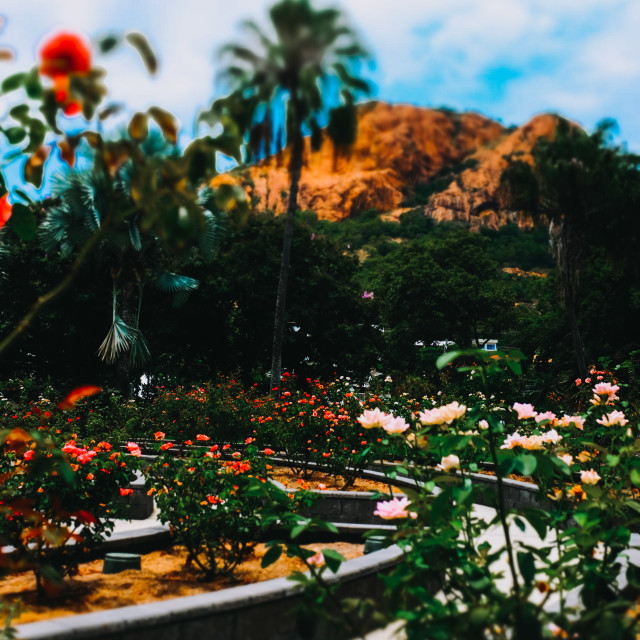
left=40, top=134, right=224, bottom=396
left=217, top=0, right=369, bottom=390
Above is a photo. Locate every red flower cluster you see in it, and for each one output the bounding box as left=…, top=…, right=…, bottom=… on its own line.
left=39, top=31, right=91, bottom=116
left=0, top=193, right=11, bottom=231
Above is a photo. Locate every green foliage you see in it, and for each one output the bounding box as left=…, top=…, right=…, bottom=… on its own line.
left=0, top=400, right=137, bottom=594
left=371, top=231, right=516, bottom=373
left=145, top=440, right=291, bottom=578
left=253, top=374, right=380, bottom=486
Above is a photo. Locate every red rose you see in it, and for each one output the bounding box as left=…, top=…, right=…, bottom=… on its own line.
left=0, top=194, right=11, bottom=231
left=39, top=32, right=91, bottom=78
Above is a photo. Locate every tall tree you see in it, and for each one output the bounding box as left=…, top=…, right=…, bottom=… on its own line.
left=504, top=119, right=640, bottom=375
left=215, top=0, right=369, bottom=390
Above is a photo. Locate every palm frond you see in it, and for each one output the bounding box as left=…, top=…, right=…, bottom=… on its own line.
left=200, top=210, right=224, bottom=262
left=129, top=219, right=142, bottom=251
left=155, top=272, right=199, bottom=294
left=130, top=330, right=151, bottom=367
left=97, top=315, right=136, bottom=364
left=172, top=289, right=193, bottom=308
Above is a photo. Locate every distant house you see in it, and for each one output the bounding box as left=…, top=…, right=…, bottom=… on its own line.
left=429, top=340, right=456, bottom=350
left=472, top=339, right=498, bottom=352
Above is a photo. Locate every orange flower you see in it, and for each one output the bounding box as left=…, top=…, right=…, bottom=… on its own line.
left=119, top=488, right=133, bottom=497
left=0, top=194, right=11, bottom=231
left=568, top=484, right=586, bottom=501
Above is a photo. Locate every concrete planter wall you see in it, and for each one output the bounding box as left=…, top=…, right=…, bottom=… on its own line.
left=13, top=460, right=546, bottom=640
left=15, top=540, right=402, bottom=640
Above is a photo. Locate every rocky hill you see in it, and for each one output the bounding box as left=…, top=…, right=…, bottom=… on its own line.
left=218, top=101, right=561, bottom=230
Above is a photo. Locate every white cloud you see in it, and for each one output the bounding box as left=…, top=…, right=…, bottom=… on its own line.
left=0, top=0, right=638, bottom=149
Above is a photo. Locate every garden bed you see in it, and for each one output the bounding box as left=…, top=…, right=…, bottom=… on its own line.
left=1, top=541, right=364, bottom=625
left=10, top=541, right=402, bottom=640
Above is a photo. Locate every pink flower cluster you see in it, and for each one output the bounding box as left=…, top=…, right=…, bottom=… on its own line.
left=357, top=409, right=409, bottom=434
left=418, top=401, right=466, bottom=426
left=590, top=382, right=620, bottom=406
left=596, top=410, right=628, bottom=427
left=373, top=496, right=417, bottom=520
left=437, top=454, right=460, bottom=472
left=500, top=429, right=563, bottom=450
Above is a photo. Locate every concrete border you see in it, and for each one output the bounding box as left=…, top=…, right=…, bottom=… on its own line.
left=15, top=544, right=403, bottom=640
left=13, top=462, right=546, bottom=640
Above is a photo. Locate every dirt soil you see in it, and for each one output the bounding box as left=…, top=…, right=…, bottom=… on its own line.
left=476, top=469, right=536, bottom=484
left=271, top=467, right=404, bottom=493
left=0, top=541, right=363, bottom=625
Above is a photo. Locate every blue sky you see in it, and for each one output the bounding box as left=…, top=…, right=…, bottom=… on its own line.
left=1, top=0, right=638, bottom=162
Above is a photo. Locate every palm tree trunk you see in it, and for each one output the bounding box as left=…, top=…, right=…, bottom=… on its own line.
left=269, top=99, right=303, bottom=391
left=116, top=269, right=136, bottom=399
left=555, top=212, right=588, bottom=377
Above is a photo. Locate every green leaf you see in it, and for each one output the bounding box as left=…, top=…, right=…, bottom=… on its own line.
left=148, top=106, right=178, bottom=144
left=497, top=457, right=516, bottom=476
left=573, top=512, right=588, bottom=528
left=606, top=454, right=620, bottom=467
left=9, top=104, right=30, bottom=124
left=8, top=203, right=37, bottom=241
left=630, top=469, right=640, bottom=487
left=291, top=519, right=310, bottom=539
left=517, top=551, right=536, bottom=586
left=26, top=119, right=47, bottom=153
left=24, top=67, right=43, bottom=99
left=436, top=350, right=463, bottom=369
left=3, top=126, right=26, bottom=144
left=505, top=355, right=523, bottom=376
left=521, top=509, right=548, bottom=540
left=317, top=520, right=339, bottom=534
left=625, top=499, right=640, bottom=515
left=125, top=32, right=158, bottom=74
left=321, top=548, right=345, bottom=574
left=1, top=72, right=27, bottom=93
left=97, top=34, right=121, bottom=54
left=12, top=188, right=33, bottom=204
left=128, top=112, right=149, bottom=142
left=514, top=454, right=537, bottom=476
left=261, top=544, right=282, bottom=568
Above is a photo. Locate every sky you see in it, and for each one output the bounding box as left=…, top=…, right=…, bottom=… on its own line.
left=0, top=0, right=638, bottom=168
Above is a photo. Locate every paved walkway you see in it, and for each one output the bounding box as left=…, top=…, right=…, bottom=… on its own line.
left=357, top=503, right=640, bottom=639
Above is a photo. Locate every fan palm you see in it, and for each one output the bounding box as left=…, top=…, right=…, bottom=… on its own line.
left=41, top=134, right=223, bottom=395
left=217, top=0, right=369, bottom=390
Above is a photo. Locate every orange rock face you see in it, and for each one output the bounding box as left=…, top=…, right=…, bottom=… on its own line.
left=221, top=102, right=560, bottom=229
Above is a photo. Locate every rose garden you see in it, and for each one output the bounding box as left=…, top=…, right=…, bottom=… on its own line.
left=2, top=3, right=640, bottom=639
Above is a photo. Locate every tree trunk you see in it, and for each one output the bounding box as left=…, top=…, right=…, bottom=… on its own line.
left=270, top=98, right=303, bottom=391
left=554, top=206, right=588, bottom=377
left=116, top=268, right=136, bottom=399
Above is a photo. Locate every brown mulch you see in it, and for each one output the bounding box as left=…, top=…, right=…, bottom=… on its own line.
left=476, top=469, right=536, bottom=484
left=271, top=467, right=404, bottom=493
left=0, top=541, right=363, bottom=625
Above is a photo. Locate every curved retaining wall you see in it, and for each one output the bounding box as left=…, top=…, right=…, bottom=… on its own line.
left=14, top=462, right=546, bottom=640
left=15, top=541, right=402, bottom=640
